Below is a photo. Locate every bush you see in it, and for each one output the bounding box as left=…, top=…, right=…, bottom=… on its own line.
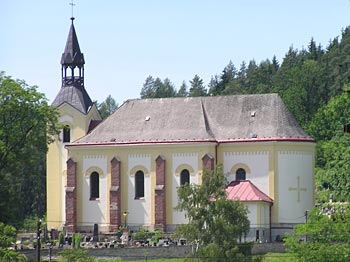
left=72, top=233, right=83, bottom=248
left=151, top=229, right=162, bottom=243
left=0, top=222, right=16, bottom=248
left=192, top=242, right=262, bottom=262
left=285, top=242, right=350, bottom=262
left=284, top=205, right=350, bottom=262
left=58, top=232, right=64, bottom=247
left=132, top=228, right=150, bottom=242
left=0, top=249, right=26, bottom=262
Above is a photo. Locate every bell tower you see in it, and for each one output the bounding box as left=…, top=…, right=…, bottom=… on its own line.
left=61, top=17, right=85, bottom=89
left=52, top=16, right=93, bottom=115
left=47, top=16, right=101, bottom=231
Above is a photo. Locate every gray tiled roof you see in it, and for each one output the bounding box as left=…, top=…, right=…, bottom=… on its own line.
left=72, top=93, right=313, bottom=145
left=52, top=85, right=93, bottom=114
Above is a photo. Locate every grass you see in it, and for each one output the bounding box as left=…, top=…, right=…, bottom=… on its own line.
left=47, top=253, right=296, bottom=262
left=47, top=257, right=185, bottom=262
left=262, top=252, right=297, bottom=262
left=49, top=259, right=184, bottom=262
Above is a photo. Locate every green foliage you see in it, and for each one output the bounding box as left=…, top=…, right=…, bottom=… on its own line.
left=209, top=61, right=236, bottom=96
left=314, top=135, right=350, bottom=202
left=98, top=94, right=118, bottom=119
left=150, top=229, right=162, bottom=243
left=140, top=75, right=177, bottom=98
left=189, top=74, right=207, bottom=97
left=21, top=216, right=37, bottom=232
left=305, top=92, right=350, bottom=202
left=262, top=252, right=296, bottom=262
left=0, top=223, right=16, bottom=248
left=284, top=205, right=350, bottom=262
left=284, top=242, right=350, bottom=262
left=176, top=164, right=251, bottom=261
left=306, top=92, right=350, bottom=142
left=0, top=249, right=26, bottom=262
left=0, top=72, right=60, bottom=225
left=194, top=242, right=263, bottom=262
left=0, top=223, right=24, bottom=262
left=177, top=81, right=188, bottom=97
left=59, top=232, right=65, bottom=247
left=58, top=248, right=95, bottom=262
left=132, top=228, right=150, bottom=242
left=72, top=233, right=83, bottom=248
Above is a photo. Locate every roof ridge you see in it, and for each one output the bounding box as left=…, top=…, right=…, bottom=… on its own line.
left=200, top=98, right=215, bottom=139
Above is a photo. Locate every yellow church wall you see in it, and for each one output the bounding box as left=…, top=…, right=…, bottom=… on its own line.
left=67, top=142, right=217, bottom=230
left=271, top=141, right=315, bottom=225
left=47, top=140, right=62, bottom=229
left=46, top=103, right=101, bottom=230
left=62, top=138, right=314, bottom=233
left=216, top=141, right=315, bottom=226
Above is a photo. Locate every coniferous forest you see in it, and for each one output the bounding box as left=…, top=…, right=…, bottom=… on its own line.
left=139, top=26, right=350, bottom=204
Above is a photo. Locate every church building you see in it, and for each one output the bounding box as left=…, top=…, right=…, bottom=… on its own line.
left=47, top=18, right=316, bottom=242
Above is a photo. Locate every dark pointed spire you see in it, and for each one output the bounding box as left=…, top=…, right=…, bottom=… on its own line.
left=61, top=17, right=85, bottom=66
left=52, top=18, right=93, bottom=114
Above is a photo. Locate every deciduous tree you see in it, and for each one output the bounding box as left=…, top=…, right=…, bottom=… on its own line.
left=176, top=165, right=259, bottom=261
left=285, top=204, right=350, bottom=262
left=0, top=72, right=60, bottom=225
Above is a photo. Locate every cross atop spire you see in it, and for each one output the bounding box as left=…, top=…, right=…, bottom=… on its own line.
left=69, top=0, right=76, bottom=20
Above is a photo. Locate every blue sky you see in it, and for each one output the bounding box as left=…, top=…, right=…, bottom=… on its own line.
left=1, top=0, right=350, bottom=105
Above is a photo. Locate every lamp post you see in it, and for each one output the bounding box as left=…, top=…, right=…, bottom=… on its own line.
left=123, top=211, right=128, bottom=228
left=305, top=210, right=309, bottom=242
left=36, top=219, right=42, bottom=262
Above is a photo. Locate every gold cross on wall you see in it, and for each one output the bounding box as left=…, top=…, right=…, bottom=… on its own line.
left=288, top=176, right=307, bottom=202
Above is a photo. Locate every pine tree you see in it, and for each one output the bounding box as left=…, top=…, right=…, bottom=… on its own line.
left=140, top=75, right=156, bottom=98
left=177, top=81, right=188, bottom=97
left=189, top=74, right=207, bottom=97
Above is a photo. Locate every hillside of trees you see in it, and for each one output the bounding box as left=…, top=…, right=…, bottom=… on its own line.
left=140, top=26, right=350, bottom=203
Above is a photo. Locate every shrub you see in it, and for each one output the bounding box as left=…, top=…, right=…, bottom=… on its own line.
left=58, top=232, right=64, bottom=247
left=0, top=222, right=16, bottom=248
left=132, top=228, right=150, bottom=242
left=193, top=242, right=262, bottom=262
left=0, top=249, right=26, bottom=262
left=72, top=233, right=83, bottom=248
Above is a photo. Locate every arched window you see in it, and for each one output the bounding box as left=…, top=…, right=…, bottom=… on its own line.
left=236, top=168, right=246, bottom=181
left=135, top=170, right=144, bottom=199
left=90, top=172, right=99, bottom=200
left=63, top=125, right=71, bottom=143
left=180, top=169, right=190, bottom=186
